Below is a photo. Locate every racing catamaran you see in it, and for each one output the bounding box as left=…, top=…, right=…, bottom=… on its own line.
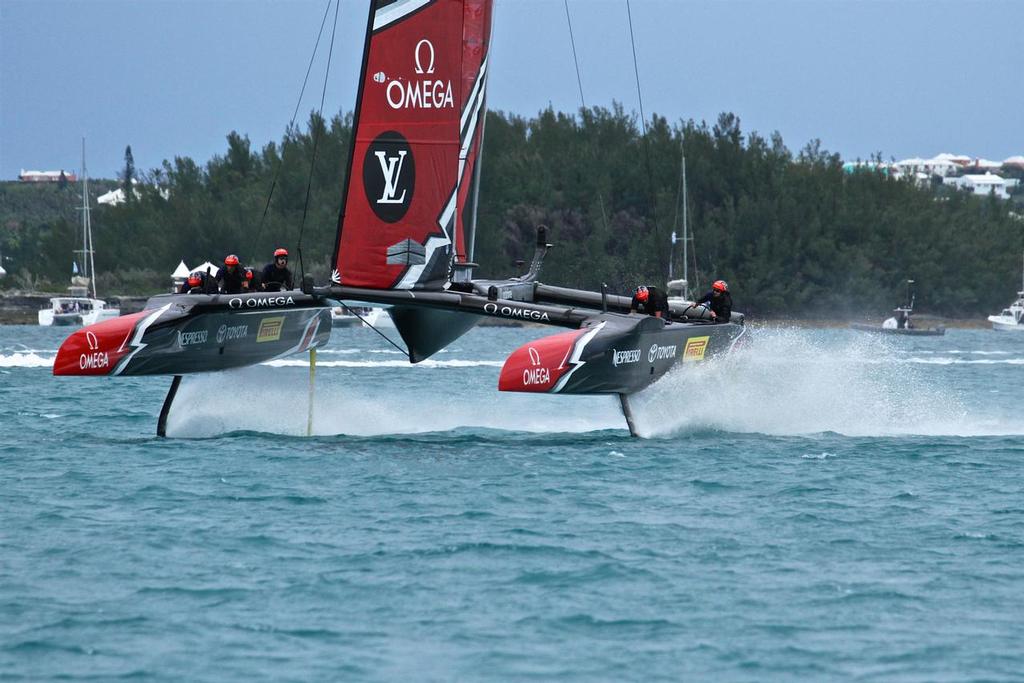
left=53, top=0, right=745, bottom=436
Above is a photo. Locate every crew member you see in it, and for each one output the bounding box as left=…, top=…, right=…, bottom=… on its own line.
left=180, top=271, right=216, bottom=294
left=216, top=254, right=249, bottom=294
left=694, top=280, right=732, bottom=322
left=630, top=285, right=668, bottom=318
left=261, top=248, right=294, bottom=291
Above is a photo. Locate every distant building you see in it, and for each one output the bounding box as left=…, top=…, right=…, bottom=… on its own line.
left=842, top=161, right=890, bottom=175
left=892, top=154, right=967, bottom=178
left=943, top=172, right=1019, bottom=199
left=18, top=169, right=77, bottom=183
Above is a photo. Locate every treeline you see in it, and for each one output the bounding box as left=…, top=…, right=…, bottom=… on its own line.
left=2, top=106, right=1021, bottom=316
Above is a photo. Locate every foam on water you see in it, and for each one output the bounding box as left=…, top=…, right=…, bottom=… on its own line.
left=167, top=364, right=620, bottom=437
left=632, top=328, right=1024, bottom=438
left=0, top=351, right=56, bottom=368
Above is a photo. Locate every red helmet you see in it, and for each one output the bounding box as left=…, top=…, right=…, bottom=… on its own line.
left=712, top=280, right=729, bottom=292
left=224, top=254, right=239, bottom=266
left=274, top=248, right=289, bottom=258
left=245, top=269, right=253, bottom=280
left=187, top=272, right=201, bottom=287
left=635, top=286, right=649, bottom=302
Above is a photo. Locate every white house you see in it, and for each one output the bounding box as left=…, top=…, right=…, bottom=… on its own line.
left=943, top=172, right=1020, bottom=199
left=892, top=153, right=967, bottom=178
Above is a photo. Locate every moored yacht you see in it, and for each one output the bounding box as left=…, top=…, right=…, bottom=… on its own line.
left=39, top=140, right=120, bottom=327
left=39, top=287, right=119, bottom=327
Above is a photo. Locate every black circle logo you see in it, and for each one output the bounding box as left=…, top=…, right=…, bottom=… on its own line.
left=363, top=131, right=415, bottom=223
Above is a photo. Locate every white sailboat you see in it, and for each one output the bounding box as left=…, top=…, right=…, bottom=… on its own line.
left=39, top=140, right=120, bottom=326
left=987, top=253, right=1024, bottom=331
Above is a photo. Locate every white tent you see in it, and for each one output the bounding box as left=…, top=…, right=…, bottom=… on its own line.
left=171, top=260, right=191, bottom=279
left=193, top=261, right=220, bottom=277
left=97, top=188, right=126, bottom=206
left=0, top=264, right=6, bottom=278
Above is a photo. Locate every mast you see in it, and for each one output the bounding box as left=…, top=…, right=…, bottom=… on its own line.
left=75, top=138, right=98, bottom=299
left=681, top=153, right=689, bottom=299
left=84, top=139, right=97, bottom=299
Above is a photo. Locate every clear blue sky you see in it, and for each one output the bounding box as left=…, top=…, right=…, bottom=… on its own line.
left=2, top=0, right=1021, bottom=180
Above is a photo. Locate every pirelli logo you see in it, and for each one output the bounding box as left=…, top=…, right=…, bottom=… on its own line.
left=683, top=336, right=710, bottom=362
left=256, top=316, right=285, bottom=343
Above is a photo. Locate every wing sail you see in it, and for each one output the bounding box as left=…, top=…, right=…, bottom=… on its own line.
left=332, top=0, right=494, bottom=290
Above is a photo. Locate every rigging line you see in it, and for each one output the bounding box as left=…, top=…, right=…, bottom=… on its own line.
left=562, top=0, right=611, bottom=242
left=296, top=0, right=341, bottom=285
left=626, top=0, right=663, bottom=276
left=248, top=0, right=333, bottom=264
left=625, top=0, right=647, bottom=138
left=563, top=0, right=586, bottom=109
left=338, top=302, right=410, bottom=357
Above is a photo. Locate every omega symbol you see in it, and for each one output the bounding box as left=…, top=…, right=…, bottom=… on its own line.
left=414, top=39, right=435, bottom=74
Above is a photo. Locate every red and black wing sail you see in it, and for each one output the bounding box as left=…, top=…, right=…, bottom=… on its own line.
left=332, top=0, right=493, bottom=290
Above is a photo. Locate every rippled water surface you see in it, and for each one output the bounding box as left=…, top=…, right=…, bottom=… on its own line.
left=2, top=324, right=1023, bottom=681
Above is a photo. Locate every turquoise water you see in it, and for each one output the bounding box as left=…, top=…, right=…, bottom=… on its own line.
left=2, top=324, right=1023, bottom=680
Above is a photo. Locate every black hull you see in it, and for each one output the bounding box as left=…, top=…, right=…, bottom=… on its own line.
left=500, top=315, right=745, bottom=395
left=390, top=305, right=480, bottom=362
left=55, top=292, right=332, bottom=376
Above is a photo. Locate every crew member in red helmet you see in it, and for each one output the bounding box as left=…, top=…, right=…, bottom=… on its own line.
left=261, top=247, right=294, bottom=291
left=216, top=254, right=249, bottom=294
left=630, top=285, right=668, bottom=318
left=179, top=270, right=216, bottom=294
left=693, top=280, right=732, bottom=322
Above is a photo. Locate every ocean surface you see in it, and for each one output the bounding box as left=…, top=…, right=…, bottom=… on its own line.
left=2, top=322, right=1023, bottom=681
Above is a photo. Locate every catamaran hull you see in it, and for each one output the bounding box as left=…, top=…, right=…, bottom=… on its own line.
left=53, top=292, right=331, bottom=376
left=39, top=311, right=81, bottom=327
left=499, top=316, right=744, bottom=395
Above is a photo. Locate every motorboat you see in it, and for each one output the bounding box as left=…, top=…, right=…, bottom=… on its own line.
left=988, top=293, right=1024, bottom=331
left=361, top=306, right=394, bottom=330
left=330, top=306, right=362, bottom=327
left=988, top=254, right=1024, bottom=331
left=851, top=280, right=945, bottom=336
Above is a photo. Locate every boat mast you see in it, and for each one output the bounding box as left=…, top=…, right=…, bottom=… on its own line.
left=681, top=152, right=689, bottom=299
left=76, top=138, right=98, bottom=299
left=84, top=139, right=97, bottom=299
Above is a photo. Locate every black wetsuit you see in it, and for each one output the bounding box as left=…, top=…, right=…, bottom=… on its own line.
left=261, top=263, right=294, bottom=291
left=216, top=265, right=248, bottom=294
left=695, top=290, right=732, bottom=322
left=179, top=273, right=218, bottom=294
left=631, top=287, right=669, bottom=317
